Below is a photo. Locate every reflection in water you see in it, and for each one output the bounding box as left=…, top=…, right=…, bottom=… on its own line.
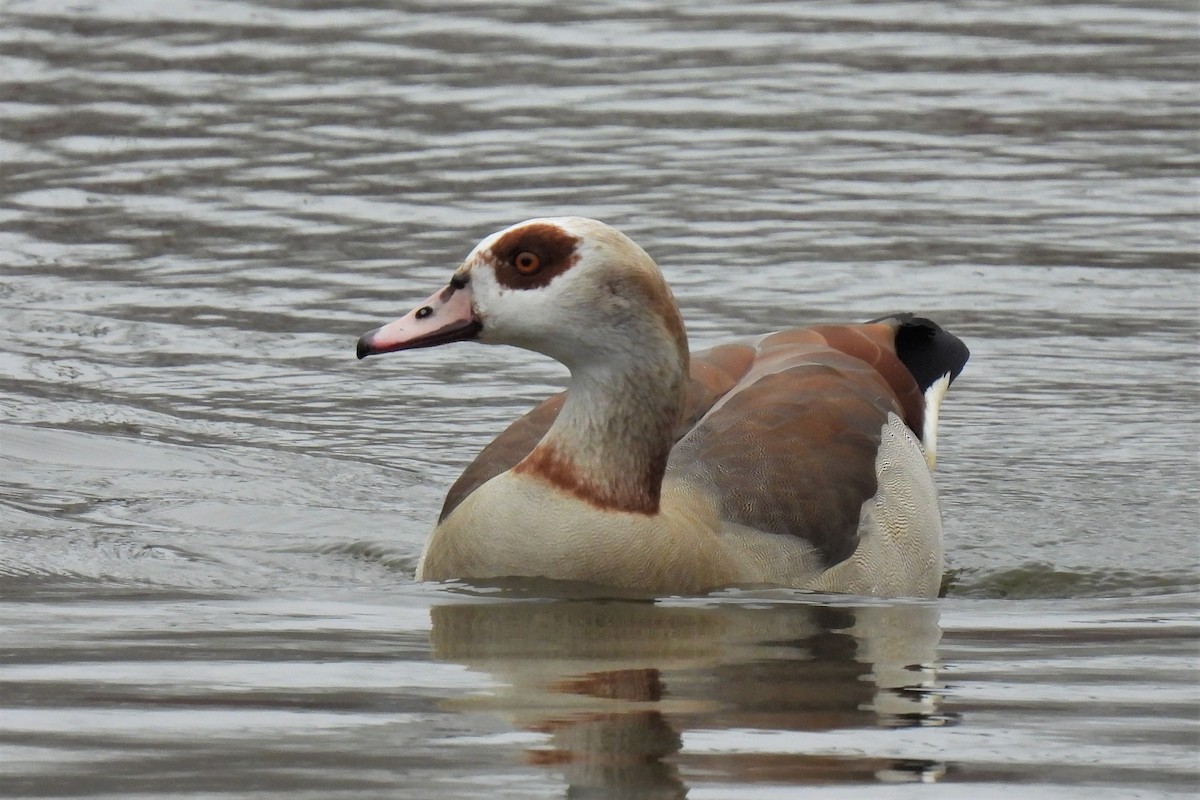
left=430, top=597, right=947, bottom=795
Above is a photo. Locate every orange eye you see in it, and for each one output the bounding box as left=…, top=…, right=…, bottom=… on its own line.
left=514, top=251, right=541, bottom=274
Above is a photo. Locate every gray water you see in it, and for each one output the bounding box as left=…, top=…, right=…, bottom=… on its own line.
left=1, top=1, right=1198, bottom=797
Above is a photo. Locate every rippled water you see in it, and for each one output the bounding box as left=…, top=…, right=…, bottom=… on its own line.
left=2, top=1, right=1197, bottom=797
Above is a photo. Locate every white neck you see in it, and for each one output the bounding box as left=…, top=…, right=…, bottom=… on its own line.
left=515, top=331, right=688, bottom=514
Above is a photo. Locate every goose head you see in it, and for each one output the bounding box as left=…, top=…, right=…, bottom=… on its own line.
left=356, top=217, right=688, bottom=373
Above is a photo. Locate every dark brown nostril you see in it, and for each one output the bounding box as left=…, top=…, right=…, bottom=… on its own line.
left=416, top=306, right=433, bottom=319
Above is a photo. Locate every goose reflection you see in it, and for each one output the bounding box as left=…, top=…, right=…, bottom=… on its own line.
left=429, top=592, right=950, bottom=795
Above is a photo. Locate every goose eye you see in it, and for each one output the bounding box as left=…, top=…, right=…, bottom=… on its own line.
left=514, top=251, right=541, bottom=274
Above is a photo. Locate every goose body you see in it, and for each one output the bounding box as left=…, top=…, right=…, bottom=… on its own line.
left=357, top=218, right=968, bottom=597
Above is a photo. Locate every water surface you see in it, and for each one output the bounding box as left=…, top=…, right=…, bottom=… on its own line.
left=1, top=1, right=1197, bottom=797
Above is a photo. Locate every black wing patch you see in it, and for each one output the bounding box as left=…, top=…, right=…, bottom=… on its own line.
left=870, top=314, right=970, bottom=393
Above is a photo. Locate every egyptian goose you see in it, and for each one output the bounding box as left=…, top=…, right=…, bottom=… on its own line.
left=357, top=218, right=968, bottom=597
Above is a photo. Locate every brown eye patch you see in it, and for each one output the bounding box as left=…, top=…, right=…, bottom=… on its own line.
left=489, top=223, right=580, bottom=290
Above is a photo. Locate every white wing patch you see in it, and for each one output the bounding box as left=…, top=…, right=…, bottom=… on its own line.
left=920, top=373, right=952, bottom=470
